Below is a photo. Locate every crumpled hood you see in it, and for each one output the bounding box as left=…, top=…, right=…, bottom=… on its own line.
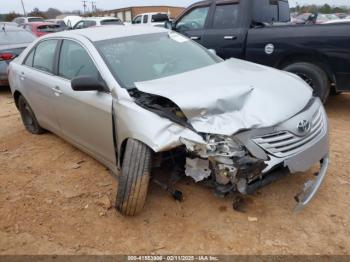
left=135, top=59, right=313, bottom=136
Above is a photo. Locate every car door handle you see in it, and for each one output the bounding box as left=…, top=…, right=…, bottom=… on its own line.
left=52, top=86, right=63, bottom=95
left=224, top=35, right=237, bottom=40
left=190, top=36, right=200, bottom=40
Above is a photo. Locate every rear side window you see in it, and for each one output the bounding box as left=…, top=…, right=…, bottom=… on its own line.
left=213, top=4, right=239, bottom=29
left=33, top=40, right=58, bottom=73
left=58, top=40, right=99, bottom=80
left=24, top=49, right=35, bottom=67
left=152, top=14, right=169, bottom=22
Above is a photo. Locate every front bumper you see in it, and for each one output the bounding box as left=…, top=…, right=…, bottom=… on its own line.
left=237, top=98, right=329, bottom=211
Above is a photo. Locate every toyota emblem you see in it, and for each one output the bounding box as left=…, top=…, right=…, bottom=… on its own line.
left=297, top=120, right=311, bottom=134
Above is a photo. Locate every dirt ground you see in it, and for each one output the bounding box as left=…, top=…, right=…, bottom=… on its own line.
left=0, top=86, right=349, bottom=255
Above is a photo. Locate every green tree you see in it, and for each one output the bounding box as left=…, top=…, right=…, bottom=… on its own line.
left=4, top=12, right=20, bottom=22
left=28, top=8, right=47, bottom=18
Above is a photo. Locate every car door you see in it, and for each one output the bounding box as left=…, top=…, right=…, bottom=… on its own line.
left=173, top=5, right=211, bottom=44
left=50, top=39, right=115, bottom=165
left=201, top=2, right=247, bottom=59
left=20, top=39, right=61, bottom=132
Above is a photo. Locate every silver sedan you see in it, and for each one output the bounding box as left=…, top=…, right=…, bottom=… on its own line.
left=8, top=26, right=329, bottom=216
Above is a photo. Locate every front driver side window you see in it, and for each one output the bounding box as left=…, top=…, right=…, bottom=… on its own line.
left=176, top=6, right=209, bottom=31
left=74, top=21, right=85, bottom=29
left=58, top=40, right=99, bottom=80
left=133, top=16, right=142, bottom=24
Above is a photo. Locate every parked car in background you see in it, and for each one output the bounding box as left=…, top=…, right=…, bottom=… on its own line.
left=1, top=22, right=18, bottom=27
left=291, top=13, right=313, bottom=24
left=335, top=13, right=348, bottom=19
left=72, top=17, right=123, bottom=29
left=324, top=18, right=350, bottom=24
left=0, top=25, right=36, bottom=86
left=132, top=12, right=170, bottom=27
left=63, top=16, right=82, bottom=29
left=46, top=19, right=68, bottom=30
left=167, top=0, right=350, bottom=101
left=8, top=26, right=329, bottom=216
left=23, top=22, right=64, bottom=37
left=12, top=17, right=44, bottom=25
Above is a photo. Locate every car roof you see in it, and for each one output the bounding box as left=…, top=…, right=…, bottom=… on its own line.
left=47, top=25, right=168, bottom=42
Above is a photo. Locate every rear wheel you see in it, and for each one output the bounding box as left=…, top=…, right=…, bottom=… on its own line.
left=283, top=62, right=330, bottom=103
left=18, top=95, right=45, bottom=134
left=116, top=139, right=152, bottom=216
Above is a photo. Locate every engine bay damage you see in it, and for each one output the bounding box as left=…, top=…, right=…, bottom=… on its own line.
left=129, top=88, right=268, bottom=197
left=181, top=135, right=267, bottom=196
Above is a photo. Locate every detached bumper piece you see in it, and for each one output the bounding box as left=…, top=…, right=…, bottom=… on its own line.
left=294, top=155, right=329, bottom=212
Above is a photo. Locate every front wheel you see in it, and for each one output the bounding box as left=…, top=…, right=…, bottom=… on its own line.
left=116, top=139, right=152, bottom=216
left=283, top=62, right=330, bottom=103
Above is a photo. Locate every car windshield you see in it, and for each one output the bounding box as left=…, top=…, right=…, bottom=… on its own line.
left=0, top=29, right=36, bottom=44
left=95, top=32, right=221, bottom=89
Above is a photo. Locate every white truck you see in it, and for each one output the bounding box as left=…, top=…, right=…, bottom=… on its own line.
left=132, top=12, right=170, bottom=27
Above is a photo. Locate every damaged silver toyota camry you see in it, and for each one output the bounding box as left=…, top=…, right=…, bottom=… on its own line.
left=8, top=26, right=329, bottom=216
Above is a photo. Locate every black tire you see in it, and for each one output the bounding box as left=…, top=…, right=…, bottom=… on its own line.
left=283, top=62, right=330, bottom=103
left=116, top=139, right=152, bottom=216
left=18, top=95, right=45, bottom=135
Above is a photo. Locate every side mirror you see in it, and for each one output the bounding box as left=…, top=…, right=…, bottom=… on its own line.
left=208, top=49, right=217, bottom=56
left=71, top=76, right=108, bottom=92
left=165, top=20, right=174, bottom=30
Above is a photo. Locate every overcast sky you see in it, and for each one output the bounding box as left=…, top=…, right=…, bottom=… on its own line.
left=1, top=0, right=349, bottom=13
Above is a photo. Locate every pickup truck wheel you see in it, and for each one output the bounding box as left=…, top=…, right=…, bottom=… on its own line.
left=116, top=139, right=152, bottom=216
left=18, top=95, right=45, bottom=135
left=283, top=62, right=330, bottom=103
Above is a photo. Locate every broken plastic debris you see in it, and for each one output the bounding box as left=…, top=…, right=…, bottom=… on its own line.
left=185, top=158, right=211, bottom=182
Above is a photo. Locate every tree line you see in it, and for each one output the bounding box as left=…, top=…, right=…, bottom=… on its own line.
left=291, top=4, right=350, bottom=14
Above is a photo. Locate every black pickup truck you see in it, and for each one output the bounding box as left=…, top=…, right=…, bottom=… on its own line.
left=166, top=0, right=350, bottom=101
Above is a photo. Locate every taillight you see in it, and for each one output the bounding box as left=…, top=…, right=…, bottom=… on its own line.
left=0, top=53, right=16, bottom=61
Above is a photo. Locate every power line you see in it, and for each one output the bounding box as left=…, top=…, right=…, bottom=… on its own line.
left=20, top=0, right=27, bottom=16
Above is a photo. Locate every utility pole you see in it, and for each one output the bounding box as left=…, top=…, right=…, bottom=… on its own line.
left=82, top=0, right=87, bottom=14
left=20, top=0, right=27, bottom=16
left=91, top=1, right=96, bottom=14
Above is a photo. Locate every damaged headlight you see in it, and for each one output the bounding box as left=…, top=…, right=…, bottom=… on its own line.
left=180, top=135, right=244, bottom=158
